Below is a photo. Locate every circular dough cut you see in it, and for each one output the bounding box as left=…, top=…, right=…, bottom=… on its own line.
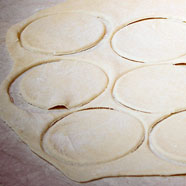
left=20, top=60, right=108, bottom=109
left=20, top=13, right=105, bottom=55
left=43, top=109, right=144, bottom=165
left=150, top=111, right=186, bottom=163
left=111, top=18, right=186, bottom=63
left=113, top=65, right=186, bottom=113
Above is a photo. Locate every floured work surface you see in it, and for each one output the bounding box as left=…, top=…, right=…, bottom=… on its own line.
left=2, top=0, right=186, bottom=182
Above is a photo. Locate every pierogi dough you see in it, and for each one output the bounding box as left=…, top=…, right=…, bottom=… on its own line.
left=113, top=65, right=186, bottom=113
left=20, top=13, right=106, bottom=55
left=20, top=60, right=108, bottom=109
left=43, top=109, right=144, bottom=165
left=111, top=18, right=186, bottom=63
left=3, top=0, right=186, bottom=182
left=150, top=111, right=186, bottom=164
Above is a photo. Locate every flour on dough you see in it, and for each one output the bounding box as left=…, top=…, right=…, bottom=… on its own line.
left=3, top=0, right=186, bottom=182
left=20, top=60, right=108, bottom=109
left=43, top=109, right=144, bottom=165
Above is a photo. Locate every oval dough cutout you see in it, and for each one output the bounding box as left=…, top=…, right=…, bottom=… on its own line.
left=43, top=109, right=144, bottom=165
left=20, top=13, right=105, bottom=55
left=112, top=18, right=186, bottom=63
left=113, top=65, right=186, bottom=113
left=20, top=60, right=108, bottom=109
left=150, top=111, right=186, bottom=163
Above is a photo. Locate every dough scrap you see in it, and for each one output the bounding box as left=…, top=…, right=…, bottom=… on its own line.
left=43, top=109, right=144, bottom=165
left=20, top=13, right=106, bottom=55
left=20, top=60, right=108, bottom=109
left=113, top=65, right=186, bottom=113
left=150, top=111, right=186, bottom=164
left=112, top=18, right=186, bottom=63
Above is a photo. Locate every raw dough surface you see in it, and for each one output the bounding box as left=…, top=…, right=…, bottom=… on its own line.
left=20, top=60, right=108, bottom=109
left=2, top=0, right=186, bottom=182
left=20, top=13, right=106, bottom=55
left=43, top=109, right=144, bottom=165
left=111, top=18, right=186, bottom=63
left=150, top=111, right=186, bottom=164
left=113, top=65, right=186, bottom=113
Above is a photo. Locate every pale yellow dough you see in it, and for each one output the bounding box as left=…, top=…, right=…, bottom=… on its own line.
left=150, top=111, right=186, bottom=164
left=112, top=18, right=186, bottom=63
left=20, top=13, right=106, bottom=55
left=43, top=109, right=144, bottom=165
left=2, top=0, right=186, bottom=182
left=113, top=65, right=186, bottom=113
left=20, top=60, right=108, bottom=109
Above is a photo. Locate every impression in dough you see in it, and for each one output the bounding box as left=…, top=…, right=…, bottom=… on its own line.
left=20, top=13, right=106, bottom=55
left=111, top=18, right=186, bottom=63
left=20, top=60, right=108, bottom=109
left=42, top=109, right=145, bottom=165
left=113, top=64, right=186, bottom=113
left=149, top=111, right=186, bottom=164
left=5, top=0, right=186, bottom=182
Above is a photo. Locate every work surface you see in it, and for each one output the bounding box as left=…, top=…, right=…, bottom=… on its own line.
left=1, top=0, right=186, bottom=185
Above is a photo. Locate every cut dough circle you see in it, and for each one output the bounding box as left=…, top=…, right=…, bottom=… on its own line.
left=20, top=13, right=106, bottom=55
left=20, top=60, right=108, bottom=109
left=42, top=109, right=144, bottom=165
left=111, top=18, right=186, bottom=63
left=113, top=65, right=186, bottom=113
left=150, top=111, right=186, bottom=163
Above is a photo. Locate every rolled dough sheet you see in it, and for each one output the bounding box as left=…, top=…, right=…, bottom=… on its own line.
left=2, top=0, right=186, bottom=182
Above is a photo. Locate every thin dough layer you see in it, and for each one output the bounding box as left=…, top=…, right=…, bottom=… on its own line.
left=113, top=65, right=186, bottom=113
left=5, top=0, right=186, bottom=182
left=150, top=111, right=186, bottom=164
left=20, top=13, right=106, bottom=55
left=111, top=18, right=186, bottom=63
left=43, top=109, right=144, bottom=165
left=20, top=60, right=108, bottom=109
